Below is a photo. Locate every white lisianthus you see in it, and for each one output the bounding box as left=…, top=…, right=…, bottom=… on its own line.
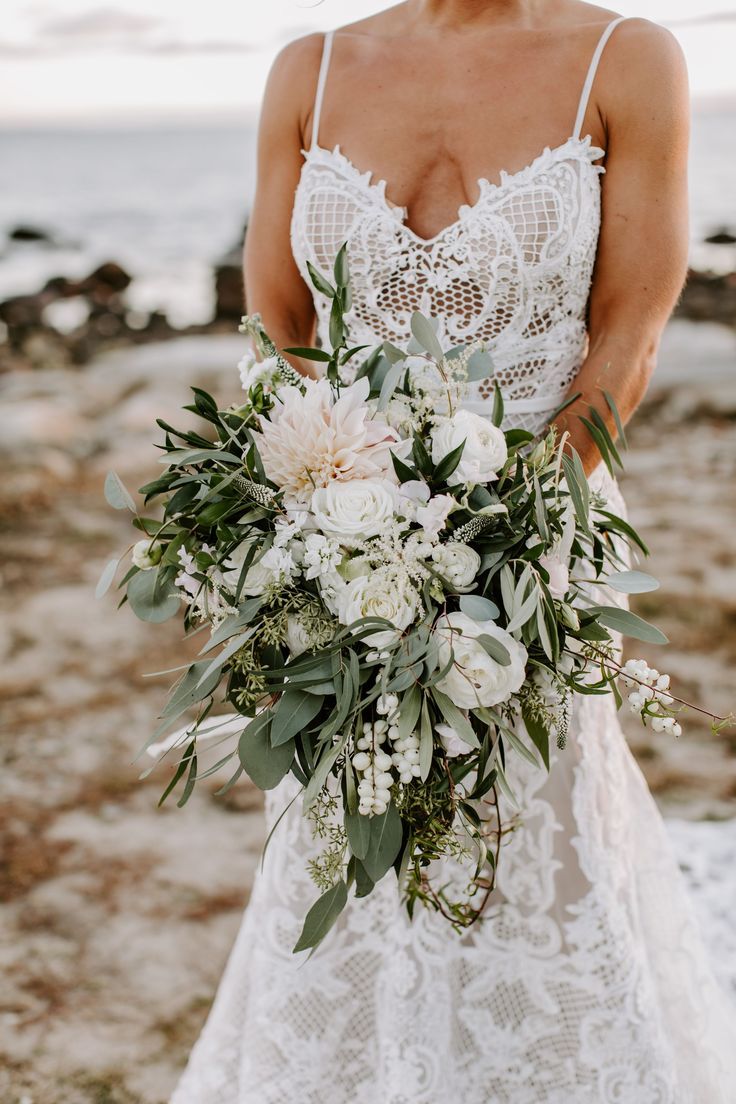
left=132, top=539, right=162, bottom=571
left=222, top=542, right=296, bottom=596
left=416, top=493, right=458, bottom=539
left=311, top=479, right=397, bottom=549
left=238, top=352, right=281, bottom=393
left=337, top=567, right=418, bottom=647
left=302, top=533, right=343, bottom=580
left=436, top=722, right=469, bottom=758
left=431, top=542, right=481, bottom=592
left=431, top=409, right=507, bottom=485
left=434, top=612, right=527, bottom=708
left=538, top=499, right=576, bottom=599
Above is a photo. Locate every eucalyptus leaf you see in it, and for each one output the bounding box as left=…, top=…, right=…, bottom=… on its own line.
left=589, top=605, right=668, bottom=645
left=105, top=471, right=136, bottom=512
left=238, top=713, right=295, bottom=790
left=362, top=803, right=403, bottom=882
left=271, top=689, right=324, bottom=748
left=345, top=809, right=371, bottom=860
left=432, top=690, right=479, bottom=747
left=95, top=556, right=120, bottom=599
left=476, top=634, right=511, bottom=666
left=293, top=880, right=348, bottom=953
left=604, top=570, right=659, bottom=594
left=410, top=311, right=444, bottom=362
left=465, top=348, right=495, bottom=381
left=127, top=569, right=180, bottom=623
left=459, top=594, right=501, bottom=621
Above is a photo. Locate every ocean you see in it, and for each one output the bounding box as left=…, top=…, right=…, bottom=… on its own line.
left=0, top=103, right=734, bottom=327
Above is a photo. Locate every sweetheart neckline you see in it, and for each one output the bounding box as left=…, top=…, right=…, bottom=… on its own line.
left=297, top=133, right=606, bottom=246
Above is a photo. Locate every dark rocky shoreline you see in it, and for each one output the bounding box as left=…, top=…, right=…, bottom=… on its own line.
left=1, top=220, right=734, bottom=374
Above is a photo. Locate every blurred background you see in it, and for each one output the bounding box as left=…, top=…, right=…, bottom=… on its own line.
left=0, top=2, right=734, bottom=1101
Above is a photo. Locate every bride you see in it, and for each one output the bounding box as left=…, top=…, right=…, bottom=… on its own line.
left=170, top=2, right=736, bottom=1101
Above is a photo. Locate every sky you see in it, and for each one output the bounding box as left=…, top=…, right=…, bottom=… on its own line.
left=1, top=0, right=735, bottom=124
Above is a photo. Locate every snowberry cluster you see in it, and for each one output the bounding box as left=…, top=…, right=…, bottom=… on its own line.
left=353, top=720, right=394, bottom=817
left=621, top=659, right=682, bottom=737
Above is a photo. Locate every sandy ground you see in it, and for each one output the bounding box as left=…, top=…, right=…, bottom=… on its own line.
left=1, top=320, right=735, bottom=1103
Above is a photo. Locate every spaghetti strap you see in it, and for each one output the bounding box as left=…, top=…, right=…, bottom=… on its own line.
left=310, top=30, right=334, bottom=150
left=572, top=16, right=628, bottom=139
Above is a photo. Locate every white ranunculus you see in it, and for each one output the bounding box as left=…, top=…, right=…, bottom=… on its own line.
left=436, top=722, right=469, bottom=758
left=132, top=539, right=162, bottom=571
left=434, top=612, right=527, bottom=708
left=337, top=568, right=418, bottom=647
left=311, top=479, right=397, bottom=549
left=431, top=409, right=508, bottom=485
left=222, top=542, right=296, bottom=597
left=416, top=492, right=458, bottom=539
left=431, top=542, right=481, bottom=592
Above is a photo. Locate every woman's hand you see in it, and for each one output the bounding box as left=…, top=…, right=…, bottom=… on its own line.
left=554, top=19, right=690, bottom=475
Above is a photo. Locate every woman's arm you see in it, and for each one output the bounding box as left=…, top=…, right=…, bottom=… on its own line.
left=554, top=20, right=690, bottom=474
left=243, top=34, right=325, bottom=377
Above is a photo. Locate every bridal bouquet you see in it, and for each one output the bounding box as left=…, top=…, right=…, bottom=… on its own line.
left=100, top=247, right=711, bottom=951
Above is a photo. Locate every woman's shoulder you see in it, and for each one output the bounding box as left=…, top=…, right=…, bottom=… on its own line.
left=598, top=14, right=687, bottom=80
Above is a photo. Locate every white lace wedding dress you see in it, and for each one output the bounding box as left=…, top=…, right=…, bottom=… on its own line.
left=170, top=19, right=736, bottom=1103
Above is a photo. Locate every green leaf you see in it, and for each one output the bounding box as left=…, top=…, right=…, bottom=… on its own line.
left=392, top=452, right=420, bottom=484
left=432, top=690, right=479, bottom=748
left=433, top=440, right=465, bottom=484
left=283, top=346, right=332, bottom=362
left=459, top=594, right=500, bottom=621
left=333, top=242, right=350, bottom=288
left=476, top=634, right=511, bottom=666
left=603, top=389, right=628, bottom=449
left=104, top=471, right=136, bottom=512
left=238, top=713, right=295, bottom=789
left=362, top=803, right=404, bottom=882
left=345, top=810, right=371, bottom=860
left=127, top=569, right=180, bottom=623
left=561, top=453, right=591, bottom=536
left=604, top=570, right=659, bottom=594
left=491, top=382, right=504, bottom=427
left=505, top=584, right=540, bottom=634
left=378, top=358, right=406, bottom=411
left=293, top=879, right=348, bottom=953
left=577, top=415, right=615, bottom=476
left=397, top=684, right=422, bottom=741
left=522, top=706, right=550, bottom=770
left=95, top=556, right=120, bottom=599
left=465, top=348, right=494, bottom=381
left=410, top=311, right=444, bottom=362
left=588, top=605, right=669, bottom=645
left=419, top=700, right=433, bottom=781
left=271, top=689, right=324, bottom=748
left=353, top=858, right=375, bottom=899
left=306, top=260, right=335, bottom=298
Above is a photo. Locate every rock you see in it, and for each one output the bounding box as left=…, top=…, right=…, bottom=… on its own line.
left=213, top=220, right=247, bottom=321
left=8, top=224, right=55, bottom=244
left=675, top=269, right=736, bottom=329
left=78, top=261, right=132, bottom=302
left=704, top=228, right=736, bottom=246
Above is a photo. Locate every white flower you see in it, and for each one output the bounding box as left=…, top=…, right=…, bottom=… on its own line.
left=239, top=352, right=282, bottom=393
left=222, top=542, right=296, bottom=596
left=285, top=615, right=311, bottom=657
left=431, top=542, right=481, bottom=592
left=273, top=510, right=309, bottom=548
left=132, top=539, right=161, bottom=571
left=434, top=612, right=527, bottom=708
left=416, top=493, right=458, bottom=539
left=302, top=533, right=342, bottom=580
left=436, top=722, right=468, bottom=758
left=311, top=478, right=397, bottom=549
left=337, top=567, right=419, bottom=647
left=257, top=376, right=400, bottom=503
left=538, top=499, right=576, bottom=599
left=431, top=409, right=507, bottom=485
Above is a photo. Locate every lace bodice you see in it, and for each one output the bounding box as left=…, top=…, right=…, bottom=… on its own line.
left=290, top=20, right=625, bottom=434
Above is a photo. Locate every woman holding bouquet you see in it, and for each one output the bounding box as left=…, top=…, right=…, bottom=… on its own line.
left=170, top=1, right=736, bottom=1101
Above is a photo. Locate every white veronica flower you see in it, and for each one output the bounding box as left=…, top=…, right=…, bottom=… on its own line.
left=431, top=542, right=481, bottom=591
left=311, top=478, right=398, bottom=549
left=434, top=612, right=527, bottom=708
left=431, top=409, right=508, bottom=485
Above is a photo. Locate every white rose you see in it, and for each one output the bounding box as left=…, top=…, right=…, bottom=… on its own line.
left=416, top=493, right=458, bottom=539
left=538, top=552, right=570, bottom=600
left=337, top=568, right=418, bottom=647
left=311, top=479, right=397, bottom=549
left=431, top=542, right=481, bottom=592
left=434, top=612, right=527, bottom=708
left=132, top=539, right=162, bottom=571
left=431, top=409, right=507, bottom=485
